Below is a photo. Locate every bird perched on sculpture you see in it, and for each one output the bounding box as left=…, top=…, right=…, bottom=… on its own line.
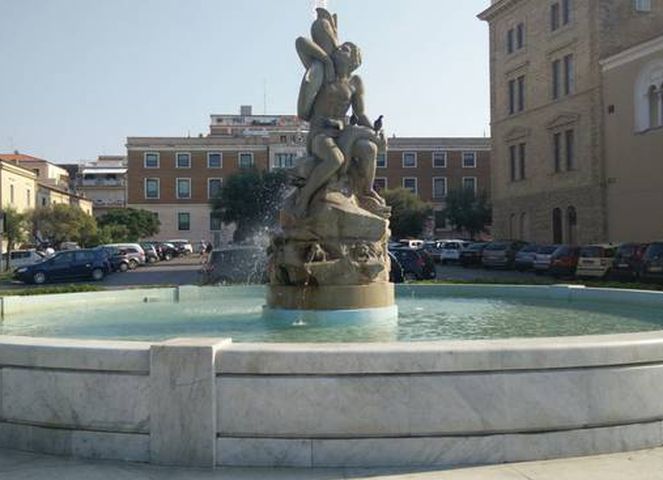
left=350, top=113, right=359, bottom=125
left=373, top=115, right=384, bottom=132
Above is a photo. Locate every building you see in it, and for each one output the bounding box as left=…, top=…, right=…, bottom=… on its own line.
left=602, top=34, right=663, bottom=242
left=65, top=156, right=128, bottom=217
left=0, top=153, right=93, bottom=215
left=127, top=106, right=308, bottom=245
left=375, top=137, right=491, bottom=237
left=0, top=160, right=37, bottom=214
left=479, top=0, right=663, bottom=244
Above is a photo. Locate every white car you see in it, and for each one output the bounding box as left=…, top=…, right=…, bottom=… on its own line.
left=166, top=239, right=194, bottom=254
left=439, top=241, right=472, bottom=264
left=1, top=249, right=45, bottom=270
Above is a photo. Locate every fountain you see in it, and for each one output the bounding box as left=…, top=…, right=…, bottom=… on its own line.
left=265, top=7, right=396, bottom=320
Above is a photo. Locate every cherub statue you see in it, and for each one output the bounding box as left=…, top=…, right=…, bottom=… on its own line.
left=293, top=8, right=388, bottom=219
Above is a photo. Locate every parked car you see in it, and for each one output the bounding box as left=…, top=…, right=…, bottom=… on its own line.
left=59, top=241, right=81, bottom=251
left=548, top=245, right=581, bottom=278
left=201, top=246, right=268, bottom=285
left=105, top=243, right=146, bottom=268
left=612, top=243, right=648, bottom=280
left=151, top=241, right=179, bottom=261
left=533, top=245, right=561, bottom=274
left=459, top=242, right=488, bottom=267
left=389, top=247, right=436, bottom=281
left=640, top=242, right=663, bottom=283
left=101, top=246, right=133, bottom=272
left=575, top=244, right=618, bottom=279
left=1, top=249, right=45, bottom=270
left=481, top=241, right=529, bottom=269
left=140, top=242, right=160, bottom=264
left=422, top=241, right=444, bottom=262
left=439, top=240, right=472, bottom=264
left=398, top=239, right=425, bottom=250
left=14, top=249, right=110, bottom=284
left=166, top=239, right=194, bottom=255
left=514, top=244, right=540, bottom=271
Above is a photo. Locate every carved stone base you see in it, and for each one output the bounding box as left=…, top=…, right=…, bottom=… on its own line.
left=266, top=283, right=395, bottom=311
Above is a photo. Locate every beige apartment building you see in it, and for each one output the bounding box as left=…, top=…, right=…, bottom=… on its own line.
left=64, top=156, right=128, bottom=217
left=479, top=0, right=663, bottom=244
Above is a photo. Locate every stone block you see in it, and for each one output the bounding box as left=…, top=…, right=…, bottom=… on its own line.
left=216, top=437, right=312, bottom=467
left=149, top=338, right=230, bottom=467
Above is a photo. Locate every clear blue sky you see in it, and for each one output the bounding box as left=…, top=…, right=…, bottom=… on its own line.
left=0, top=0, right=491, bottom=163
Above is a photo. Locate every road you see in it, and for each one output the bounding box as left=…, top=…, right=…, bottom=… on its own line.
left=101, top=256, right=202, bottom=288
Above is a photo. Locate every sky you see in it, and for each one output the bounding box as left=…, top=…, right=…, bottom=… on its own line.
left=0, top=0, right=491, bottom=164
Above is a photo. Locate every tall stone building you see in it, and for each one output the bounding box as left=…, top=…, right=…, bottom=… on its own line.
left=479, top=0, right=663, bottom=244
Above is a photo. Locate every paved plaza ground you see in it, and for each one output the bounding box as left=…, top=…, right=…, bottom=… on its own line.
left=3, top=447, right=663, bottom=479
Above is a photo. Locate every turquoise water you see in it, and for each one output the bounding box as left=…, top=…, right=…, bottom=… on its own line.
left=1, top=287, right=663, bottom=343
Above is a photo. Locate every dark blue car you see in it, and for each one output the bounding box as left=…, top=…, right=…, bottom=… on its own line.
left=13, top=248, right=111, bottom=284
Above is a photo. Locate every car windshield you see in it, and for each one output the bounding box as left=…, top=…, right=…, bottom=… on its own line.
left=467, top=243, right=486, bottom=251
left=485, top=242, right=508, bottom=251
left=580, top=246, right=604, bottom=257
left=538, top=246, right=558, bottom=254
left=520, top=245, right=539, bottom=253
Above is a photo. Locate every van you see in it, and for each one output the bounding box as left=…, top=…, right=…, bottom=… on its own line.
left=1, top=250, right=45, bottom=270
left=575, top=244, right=618, bottom=279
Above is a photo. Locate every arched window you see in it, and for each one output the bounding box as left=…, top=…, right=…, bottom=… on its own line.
left=566, top=206, right=578, bottom=245
left=552, top=208, right=563, bottom=244
left=634, top=60, right=663, bottom=131
left=648, top=85, right=660, bottom=128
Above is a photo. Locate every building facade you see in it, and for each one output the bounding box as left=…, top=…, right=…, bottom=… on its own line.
left=65, top=156, right=128, bottom=217
left=127, top=107, right=308, bottom=245
left=479, top=0, right=663, bottom=244
left=375, top=137, right=492, bottom=237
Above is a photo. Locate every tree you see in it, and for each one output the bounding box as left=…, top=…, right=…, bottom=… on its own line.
left=97, top=208, right=160, bottom=242
left=2, top=207, right=30, bottom=270
left=210, top=169, right=289, bottom=243
left=443, top=189, right=492, bottom=239
left=31, top=204, right=99, bottom=247
left=382, top=188, right=432, bottom=239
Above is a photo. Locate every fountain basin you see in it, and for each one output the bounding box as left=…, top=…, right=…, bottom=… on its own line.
left=0, top=284, right=663, bottom=468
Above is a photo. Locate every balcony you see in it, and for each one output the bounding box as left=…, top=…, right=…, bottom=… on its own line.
left=80, top=178, right=126, bottom=187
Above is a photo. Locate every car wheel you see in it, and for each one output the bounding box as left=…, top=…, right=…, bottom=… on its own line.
left=33, top=272, right=47, bottom=285
left=404, top=272, right=418, bottom=282
left=164, top=253, right=173, bottom=261
left=129, top=259, right=139, bottom=270
left=148, top=256, right=157, bottom=264
left=91, top=268, right=104, bottom=281
left=119, top=262, right=129, bottom=272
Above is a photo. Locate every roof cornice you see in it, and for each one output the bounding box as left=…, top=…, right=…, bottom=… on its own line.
left=600, top=34, right=663, bottom=72
left=478, top=0, right=524, bottom=22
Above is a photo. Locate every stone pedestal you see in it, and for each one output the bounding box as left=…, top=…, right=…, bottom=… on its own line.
left=267, top=283, right=395, bottom=311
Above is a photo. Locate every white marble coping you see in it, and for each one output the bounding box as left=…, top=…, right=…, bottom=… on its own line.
left=215, top=331, right=663, bottom=375
left=0, top=336, right=151, bottom=373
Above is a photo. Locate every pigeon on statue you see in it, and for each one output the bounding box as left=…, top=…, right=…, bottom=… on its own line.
left=350, top=113, right=359, bottom=126
left=373, top=115, right=384, bottom=132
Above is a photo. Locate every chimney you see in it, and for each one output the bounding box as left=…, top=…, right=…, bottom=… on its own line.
left=240, top=105, right=253, bottom=116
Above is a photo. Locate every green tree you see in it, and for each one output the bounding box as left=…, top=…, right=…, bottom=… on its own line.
left=382, top=188, right=433, bottom=239
left=2, top=207, right=30, bottom=270
left=210, top=169, right=288, bottom=243
left=97, top=208, right=160, bottom=242
left=443, top=189, right=492, bottom=239
left=31, top=204, right=99, bottom=247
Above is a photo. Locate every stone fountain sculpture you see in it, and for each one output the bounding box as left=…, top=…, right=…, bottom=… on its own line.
left=267, top=8, right=395, bottom=314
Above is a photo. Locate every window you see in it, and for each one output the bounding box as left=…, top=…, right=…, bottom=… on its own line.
left=210, top=211, right=223, bottom=231
left=273, top=153, right=296, bottom=169
left=552, top=59, right=561, bottom=100
left=507, top=28, right=514, bottom=54
left=176, top=152, right=191, bottom=168
left=510, top=145, right=517, bottom=182
left=551, top=2, right=561, bottom=31
left=402, top=177, right=417, bottom=194
left=462, top=152, right=477, bottom=168
left=635, top=61, right=663, bottom=131
left=41, top=197, right=46, bottom=206
left=207, top=152, right=222, bottom=168
left=565, top=129, right=575, bottom=170
left=433, top=177, right=447, bottom=199
left=27, top=189, right=31, bottom=207
left=9, top=185, right=14, bottom=204
left=373, top=177, right=387, bottom=191
left=238, top=152, right=254, bottom=169
left=562, top=0, right=572, bottom=24
left=554, top=132, right=562, bottom=173
left=518, top=143, right=526, bottom=180
left=516, top=23, right=525, bottom=49
left=635, top=0, right=652, bottom=12
left=552, top=208, right=563, bottom=244
left=435, top=211, right=447, bottom=230
left=177, top=212, right=190, bottom=231
left=280, top=135, right=288, bottom=143
left=376, top=153, right=387, bottom=168
left=463, top=177, right=477, bottom=195
left=402, top=152, right=417, bottom=168
left=509, top=76, right=525, bottom=114
left=432, top=151, right=447, bottom=168
left=208, top=178, right=223, bottom=199
left=176, top=178, right=191, bottom=199
left=145, top=178, right=160, bottom=199
left=563, top=54, right=574, bottom=95
left=144, top=152, right=159, bottom=168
